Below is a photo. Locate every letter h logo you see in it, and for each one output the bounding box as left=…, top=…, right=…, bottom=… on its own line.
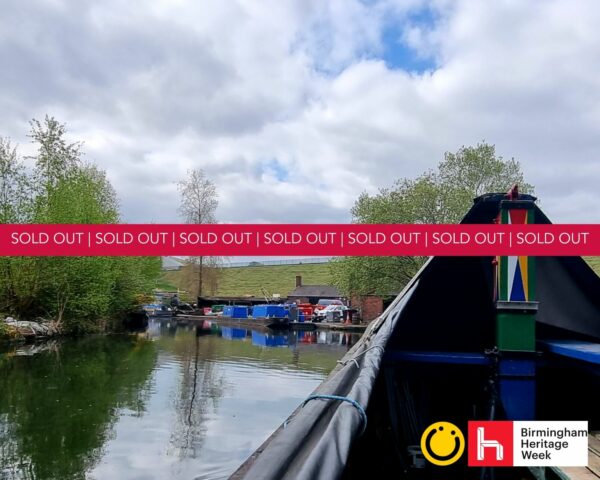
left=468, top=421, right=513, bottom=467
left=477, top=427, right=503, bottom=460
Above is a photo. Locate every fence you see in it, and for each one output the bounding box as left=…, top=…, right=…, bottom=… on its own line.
left=221, top=257, right=334, bottom=268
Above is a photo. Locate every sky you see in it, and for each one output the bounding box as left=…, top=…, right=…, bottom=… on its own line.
left=1, top=0, right=599, bottom=225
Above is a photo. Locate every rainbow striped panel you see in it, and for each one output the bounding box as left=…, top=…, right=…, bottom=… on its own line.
left=498, top=208, right=536, bottom=302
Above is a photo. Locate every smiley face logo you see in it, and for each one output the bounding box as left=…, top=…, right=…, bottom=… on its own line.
left=420, top=422, right=465, bottom=466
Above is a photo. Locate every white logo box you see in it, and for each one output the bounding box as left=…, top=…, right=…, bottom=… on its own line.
left=513, top=421, right=588, bottom=467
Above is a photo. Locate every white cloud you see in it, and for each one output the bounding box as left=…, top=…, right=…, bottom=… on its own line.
left=0, top=0, right=598, bottom=224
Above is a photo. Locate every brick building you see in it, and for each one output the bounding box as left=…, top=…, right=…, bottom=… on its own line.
left=350, top=295, right=381, bottom=322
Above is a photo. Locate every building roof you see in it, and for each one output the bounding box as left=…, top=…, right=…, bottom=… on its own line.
left=288, top=285, right=341, bottom=298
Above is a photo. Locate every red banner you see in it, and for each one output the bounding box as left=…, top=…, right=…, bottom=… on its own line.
left=0, top=224, right=598, bottom=256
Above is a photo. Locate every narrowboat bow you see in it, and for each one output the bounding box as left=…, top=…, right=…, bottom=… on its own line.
left=231, top=191, right=600, bottom=480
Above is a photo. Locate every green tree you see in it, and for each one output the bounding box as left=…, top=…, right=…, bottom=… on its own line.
left=31, top=158, right=121, bottom=328
left=437, top=143, right=534, bottom=223
left=331, top=142, right=534, bottom=296
left=0, top=139, right=36, bottom=315
left=0, top=138, right=31, bottom=223
left=0, top=117, right=160, bottom=332
left=29, top=115, right=81, bottom=194
left=108, top=255, right=161, bottom=328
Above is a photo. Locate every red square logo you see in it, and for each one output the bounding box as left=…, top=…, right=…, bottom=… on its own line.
left=468, top=421, right=514, bottom=467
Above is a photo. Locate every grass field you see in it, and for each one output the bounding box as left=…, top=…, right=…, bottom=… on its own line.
left=159, top=257, right=599, bottom=300
left=160, top=262, right=334, bottom=298
left=585, top=256, right=600, bottom=275
left=216, top=263, right=333, bottom=297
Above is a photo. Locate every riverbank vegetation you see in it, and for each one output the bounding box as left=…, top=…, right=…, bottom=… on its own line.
left=0, top=117, right=160, bottom=334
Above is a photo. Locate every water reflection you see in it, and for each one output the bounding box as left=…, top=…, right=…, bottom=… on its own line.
left=221, top=327, right=246, bottom=340
left=170, top=330, right=225, bottom=461
left=0, top=335, right=157, bottom=480
left=0, top=319, right=361, bottom=480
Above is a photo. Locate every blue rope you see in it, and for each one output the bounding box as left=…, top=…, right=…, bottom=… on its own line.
left=301, top=394, right=368, bottom=435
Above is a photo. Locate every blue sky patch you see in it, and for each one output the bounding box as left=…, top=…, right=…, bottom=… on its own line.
left=257, top=158, right=290, bottom=182
left=380, top=7, right=437, bottom=73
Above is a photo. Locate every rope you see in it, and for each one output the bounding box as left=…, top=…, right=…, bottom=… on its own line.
left=336, top=344, right=385, bottom=369
left=301, top=394, right=368, bottom=435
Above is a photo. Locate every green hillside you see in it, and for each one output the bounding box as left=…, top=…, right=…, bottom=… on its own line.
left=160, top=257, right=599, bottom=301
left=160, top=262, right=334, bottom=298
left=216, top=263, right=333, bottom=297
left=585, top=256, right=600, bottom=276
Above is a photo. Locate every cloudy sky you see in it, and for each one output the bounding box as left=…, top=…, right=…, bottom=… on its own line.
left=1, top=0, right=599, bottom=224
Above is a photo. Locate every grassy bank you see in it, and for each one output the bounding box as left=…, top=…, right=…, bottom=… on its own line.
left=585, top=256, right=600, bottom=275
left=159, top=257, right=600, bottom=301
left=160, top=262, right=333, bottom=298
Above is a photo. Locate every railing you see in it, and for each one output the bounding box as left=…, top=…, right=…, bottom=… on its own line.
left=221, top=257, right=334, bottom=268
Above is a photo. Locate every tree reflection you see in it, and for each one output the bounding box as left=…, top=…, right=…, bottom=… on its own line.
left=163, top=329, right=226, bottom=459
left=156, top=323, right=361, bottom=461
left=0, top=336, right=157, bottom=480
left=1, top=320, right=361, bottom=480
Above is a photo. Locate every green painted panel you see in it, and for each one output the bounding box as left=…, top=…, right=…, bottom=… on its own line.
left=528, top=256, right=536, bottom=301
left=496, top=312, right=536, bottom=351
left=499, top=256, right=508, bottom=301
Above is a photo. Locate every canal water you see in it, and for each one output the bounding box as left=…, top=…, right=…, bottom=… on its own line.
left=0, top=319, right=360, bottom=480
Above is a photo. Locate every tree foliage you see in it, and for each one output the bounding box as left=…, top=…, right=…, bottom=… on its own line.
left=0, top=116, right=160, bottom=332
left=437, top=143, right=534, bottom=223
left=29, top=116, right=81, bottom=189
left=0, top=138, right=31, bottom=223
left=331, top=142, right=534, bottom=296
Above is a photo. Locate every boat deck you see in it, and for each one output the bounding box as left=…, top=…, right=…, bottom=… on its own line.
left=560, top=432, right=600, bottom=479
left=540, top=340, right=600, bottom=365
